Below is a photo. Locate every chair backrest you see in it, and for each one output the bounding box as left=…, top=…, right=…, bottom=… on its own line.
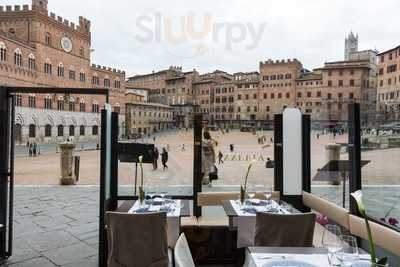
left=303, top=191, right=350, bottom=229
left=106, top=211, right=169, bottom=267
left=197, top=191, right=280, bottom=206
left=349, top=215, right=400, bottom=256
left=254, top=212, right=316, bottom=247
left=174, top=233, right=195, bottom=267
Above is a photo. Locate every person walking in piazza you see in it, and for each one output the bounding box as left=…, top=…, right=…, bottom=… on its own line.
left=202, top=131, right=217, bottom=186
left=161, top=148, right=168, bottom=171
left=218, top=151, right=224, bottom=164
left=153, top=147, right=159, bottom=170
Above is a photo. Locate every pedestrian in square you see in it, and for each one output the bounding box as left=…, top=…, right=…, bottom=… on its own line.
left=161, top=148, right=168, bottom=170
left=218, top=151, right=224, bottom=164
left=153, top=147, right=159, bottom=170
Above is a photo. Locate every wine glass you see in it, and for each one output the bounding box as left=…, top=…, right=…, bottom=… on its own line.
left=247, top=185, right=256, bottom=200
left=263, top=185, right=273, bottom=201
left=337, top=235, right=359, bottom=266
left=322, top=224, right=343, bottom=266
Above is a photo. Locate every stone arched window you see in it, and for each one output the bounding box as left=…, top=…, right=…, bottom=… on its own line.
left=68, top=65, right=76, bottom=80
left=44, top=94, right=52, bottom=109
left=0, top=42, right=7, bottom=62
left=14, top=123, right=22, bottom=142
left=45, top=32, right=51, bottom=45
left=57, top=62, right=64, bottom=77
left=69, top=96, right=75, bottom=112
left=92, top=125, right=99, bottom=136
left=92, top=72, right=99, bottom=85
left=79, top=98, right=86, bottom=112
left=28, top=94, right=36, bottom=108
left=29, top=124, right=36, bottom=138
left=44, top=58, right=52, bottom=75
left=28, top=53, right=36, bottom=70
left=79, top=68, right=86, bottom=82
left=69, top=125, right=75, bottom=136
left=44, top=124, right=52, bottom=137
left=14, top=48, right=22, bottom=67
left=79, top=125, right=85, bottom=136
left=92, top=100, right=99, bottom=113
left=57, top=96, right=64, bottom=111
left=57, top=125, right=64, bottom=137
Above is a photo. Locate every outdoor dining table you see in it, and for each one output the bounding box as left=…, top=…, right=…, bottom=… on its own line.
left=222, top=199, right=292, bottom=248
left=244, top=247, right=330, bottom=267
left=117, top=199, right=190, bottom=248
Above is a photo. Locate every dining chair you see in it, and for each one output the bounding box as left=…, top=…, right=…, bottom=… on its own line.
left=174, top=233, right=195, bottom=267
left=254, top=212, right=316, bottom=247
left=106, top=211, right=170, bottom=267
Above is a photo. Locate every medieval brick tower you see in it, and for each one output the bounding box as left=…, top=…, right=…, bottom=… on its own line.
left=32, top=0, right=48, bottom=13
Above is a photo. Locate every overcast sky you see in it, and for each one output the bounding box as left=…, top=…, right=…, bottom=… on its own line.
left=3, top=0, right=399, bottom=77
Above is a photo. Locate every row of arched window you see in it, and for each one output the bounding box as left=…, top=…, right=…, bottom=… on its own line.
left=0, top=42, right=122, bottom=88
left=27, top=124, right=99, bottom=138
left=0, top=43, right=36, bottom=70
left=15, top=94, right=120, bottom=113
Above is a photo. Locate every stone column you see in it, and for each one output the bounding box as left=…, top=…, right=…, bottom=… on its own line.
left=59, top=143, right=76, bottom=185
left=325, top=144, right=341, bottom=185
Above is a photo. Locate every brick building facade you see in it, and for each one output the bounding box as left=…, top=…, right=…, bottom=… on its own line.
left=377, top=45, right=400, bottom=123
left=128, top=57, right=376, bottom=128
left=0, top=0, right=126, bottom=144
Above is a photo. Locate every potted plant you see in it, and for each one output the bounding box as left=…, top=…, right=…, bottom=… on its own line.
left=240, top=160, right=256, bottom=205
left=138, top=155, right=145, bottom=206
left=351, top=190, right=388, bottom=266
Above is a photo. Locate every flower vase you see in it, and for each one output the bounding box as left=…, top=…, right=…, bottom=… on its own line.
left=139, top=187, right=145, bottom=207
left=240, top=186, right=246, bottom=206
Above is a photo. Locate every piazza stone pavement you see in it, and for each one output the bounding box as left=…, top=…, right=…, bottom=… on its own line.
left=3, top=184, right=400, bottom=266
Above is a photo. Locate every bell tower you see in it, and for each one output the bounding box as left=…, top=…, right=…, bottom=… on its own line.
left=345, top=31, right=358, bottom=60
left=32, top=0, right=48, bottom=13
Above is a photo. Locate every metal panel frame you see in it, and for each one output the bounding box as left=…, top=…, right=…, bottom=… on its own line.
left=0, top=86, right=109, bottom=262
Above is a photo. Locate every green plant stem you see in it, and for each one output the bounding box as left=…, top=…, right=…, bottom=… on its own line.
left=364, top=216, right=376, bottom=264
left=139, top=162, right=144, bottom=188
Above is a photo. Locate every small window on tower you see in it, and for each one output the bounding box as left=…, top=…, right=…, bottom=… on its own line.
left=45, top=33, right=51, bottom=45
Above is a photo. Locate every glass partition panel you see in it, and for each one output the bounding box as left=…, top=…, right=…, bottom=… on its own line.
left=361, top=109, right=400, bottom=231
left=118, top=107, right=193, bottom=197
left=310, top=103, right=349, bottom=209
left=201, top=121, right=274, bottom=193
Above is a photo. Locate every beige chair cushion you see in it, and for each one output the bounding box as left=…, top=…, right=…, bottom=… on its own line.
left=197, top=215, right=229, bottom=227
left=174, top=233, right=195, bottom=267
left=197, top=192, right=239, bottom=206
left=181, top=216, right=198, bottom=227
left=303, top=191, right=350, bottom=229
left=349, top=215, right=400, bottom=256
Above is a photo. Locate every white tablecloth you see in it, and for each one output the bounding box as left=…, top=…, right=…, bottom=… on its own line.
left=245, top=252, right=330, bottom=267
left=128, top=200, right=181, bottom=248
left=230, top=200, right=289, bottom=248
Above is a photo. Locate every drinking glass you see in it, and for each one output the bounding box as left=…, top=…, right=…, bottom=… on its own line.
left=322, top=224, right=343, bottom=266
left=263, top=185, right=273, bottom=200
left=337, top=235, right=359, bottom=266
left=247, top=185, right=256, bottom=200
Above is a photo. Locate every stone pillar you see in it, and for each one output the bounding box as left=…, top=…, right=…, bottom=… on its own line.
left=325, top=144, right=341, bottom=185
left=59, top=143, right=76, bottom=185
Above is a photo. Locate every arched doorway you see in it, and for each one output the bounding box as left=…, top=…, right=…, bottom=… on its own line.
left=14, top=124, right=22, bottom=143
left=28, top=124, right=36, bottom=138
